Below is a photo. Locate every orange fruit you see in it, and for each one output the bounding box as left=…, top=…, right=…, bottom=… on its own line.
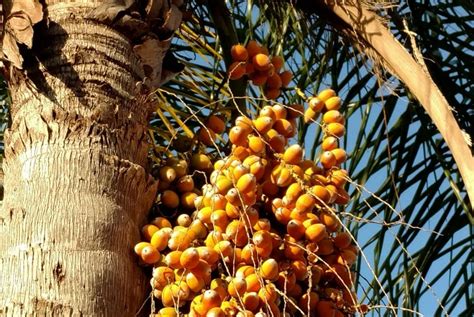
left=161, top=283, right=189, bottom=307
left=246, top=40, right=262, bottom=58
left=180, top=191, right=198, bottom=209
left=198, top=127, right=217, bottom=146
left=180, top=247, right=200, bottom=269
left=270, top=165, right=293, bottom=187
left=309, top=97, right=324, bottom=112
left=330, top=169, right=348, bottom=187
left=159, top=166, right=177, bottom=182
left=229, top=126, right=250, bottom=146
left=164, top=250, right=184, bottom=269
left=235, top=115, right=254, bottom=132
left=287, top=219, right=305, bottom=240
left=279, top=70, right=293, bottom=87
left=260, top=258, right=279, bottom=281
left=317, top=88, right=336, bottom=102
left=326, top=122, right=345, bottom=138
left=266, top=130, right=286, bottom=153
left=250, top=72, right=268, bottom=86
left=140, top=245, right=160, bottom=264
left=176, top=175, right=194, bottom=192
left=311, top=184, right=331, bottom=204
left=228, top=61, right=247, bottom=80
left=266, top=73, right=282, bottom=89
left=245, top=273, right=261, bottom=292
left=206, top=307, right=226, bottom=317
left=253, top=116, right=274, bottom=134
left=317, top=238, right=335, bottom=255
left=252, top=53, right=271, bottom=71
left=274, top=206, right=291, bottom=224
left=323, top=110, right=344, bottom=124
left=253, top=230, right=273, bottom=251
left=295, top=193, right=316, bottom=212
left=226, top=220, right=248, bottom=247
left=335, top=187, right=350, bottom=205
left=272, top=104, right=287, bottom=119
left=191, top=153, right=212, bottom=170
left=259, top=106, right=277, bottom=120
left=264, top=88, right=281, bottom=100
left=141, top=224, right=159, bottom=241
left=210, top=209, right=229, bottom=231
left=273, top=118, right=294, bottom=137
left=333, top=232, right=352, bottom=249
left=299, top=292, right=320, bottom=312
left=228, top=276, right=247, bottom=298
left=321, top=136, right=339, bottom=151
left=320, top=151, right=337, bottom=169
left=161, top=190, right=180, bottom=209
left=271, top=56, right=284, bottom=71
left=231, top=44, right=249, bottom=62
left=186, top=271, right=206, bottom=293
left=283, top=144, right=303, bottom=164
left=285, top=182, right=302, bottom=202
left=208, top=115, right=226, bottom=134
left=150, top=228, right=172, bottom=251
left=196, top=246, right=219, bottom=265
left=331, top=148, right=347, bottom=165
left=291, top=259, right=308, bottom=281
left=201, top=289, right=222, bottom=311
left=157, top=307, right=178, bottom=317
left=305, top=223, right=327, bottom=242
left=134, top=242, right=151, bottom=256
left=325, top=96, right=342, bottom=111
left=316, top=300, right=337, bottom=317
left=243, top=292, right=260, bottom=312
left=248, top=135, right=265, bottom=154
left=261, top=179, right=279, bottom=198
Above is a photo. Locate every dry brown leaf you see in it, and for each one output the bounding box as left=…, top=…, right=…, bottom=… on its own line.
left=133, top=37, right=171, bottom=89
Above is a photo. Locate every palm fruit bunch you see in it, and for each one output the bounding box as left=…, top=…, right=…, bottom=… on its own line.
left=134, top=87, right=365, bottom=317
left=228, top=41, right=293, bottom=100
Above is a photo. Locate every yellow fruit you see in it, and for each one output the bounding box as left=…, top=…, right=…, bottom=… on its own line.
left=140, top=245, right=160, bottom=264
left=309, top=97, right=324, bottom=112
left=305, top=223, right=327, bottom=242
left=266, top=130, right=286, bottom=153
left=228, top=277, right=247, bottom=298
left=270, top=165, right=293, bottom=187
left=150, top=228, right=172, bottom=251
left=231, top=44, right=249, bottom=62
left=304, top=107, right=319, bottom=124
left=252, top=53, right=271, bottom=71
left=311, top=185, right=331, bottom=205
left=325, top=96, right=341, bottom=111
left=317, top=88, right=336, bottom=102
left=134, top=242, right=151, bottom=256
left=260, top=258, right=279, bottom=281
left=236, top=173, right=257, bottom=194
left=157, top=307, right=178, bottom=317
left=323, top=110, right=344, bottom=124
left=141, top=224, right=159, bottom=241
left=253, top=116, right=274, bottom=134
left=226, top=220, right=248, bottom=247
left=235, top=115, right=254, bottom=132
left=326, top=122, right=345, bottom=138
left=248, top=135, right=265, bottom=154
left=180, top=191, right=198, bottom=209
left=283, top=144, right=303, bottom=165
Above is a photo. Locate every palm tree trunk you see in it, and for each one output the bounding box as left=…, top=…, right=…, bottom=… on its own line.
left=0, top=1, right=180, bottom=315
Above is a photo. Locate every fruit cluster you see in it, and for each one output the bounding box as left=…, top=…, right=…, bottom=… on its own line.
left=134, top=87, right=364, bottom=316
left=228, top=41, right=293, bottom=100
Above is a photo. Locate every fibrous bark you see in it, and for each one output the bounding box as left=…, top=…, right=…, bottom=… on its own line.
left=0, top=1, right=183, bottom=315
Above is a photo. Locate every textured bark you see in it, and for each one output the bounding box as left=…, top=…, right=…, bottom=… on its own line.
left=0, top=1, right=172, bottom=315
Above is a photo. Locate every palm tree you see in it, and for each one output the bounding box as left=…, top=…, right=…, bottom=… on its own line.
left=0, top=0, right=184, bottom=315
left=1, top=0, right=472, bottom=316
